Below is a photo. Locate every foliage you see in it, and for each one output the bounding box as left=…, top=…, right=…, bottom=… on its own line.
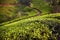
left=0, top=0, right=54, bottom=23
left=0, top=13, right=60, bottom=40
left=0, top=13, right=60, bottom=25
left=32, top=0, right=52, bottom=14
left=0, top=6, right=16, bottom=23
left=0, top=0, right=19, bottom=23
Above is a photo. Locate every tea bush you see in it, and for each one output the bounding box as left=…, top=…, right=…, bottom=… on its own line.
left=0, top=13, right=60, bottom=40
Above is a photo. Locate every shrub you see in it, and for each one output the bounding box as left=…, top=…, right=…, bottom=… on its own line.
left=0, top=13, right=60, bottom=40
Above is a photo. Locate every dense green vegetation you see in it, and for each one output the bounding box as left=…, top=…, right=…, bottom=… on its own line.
left=0, top=0, right=60, bottom=23
left=0, top=13, right=60, bottom=26
left=0, top=13, right=60, bottom=40
left=0, top=0, right=60, bottom=40
left=0, top=0, right=53, bottom=23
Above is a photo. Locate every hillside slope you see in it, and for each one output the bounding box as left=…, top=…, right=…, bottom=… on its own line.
left=0, top=13, right=60, bottom=40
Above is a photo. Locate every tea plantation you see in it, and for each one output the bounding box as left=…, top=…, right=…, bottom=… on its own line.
left=0, top=13, right=60, bottom=40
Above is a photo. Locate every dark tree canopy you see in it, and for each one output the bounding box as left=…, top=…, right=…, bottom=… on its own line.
left=19, top=0, right=32, bottom=6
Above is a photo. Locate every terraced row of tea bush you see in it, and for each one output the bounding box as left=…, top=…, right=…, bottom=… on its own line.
left=0, top=13, right=60, bottom=40
left=1, top=13, right=60, bottom=26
